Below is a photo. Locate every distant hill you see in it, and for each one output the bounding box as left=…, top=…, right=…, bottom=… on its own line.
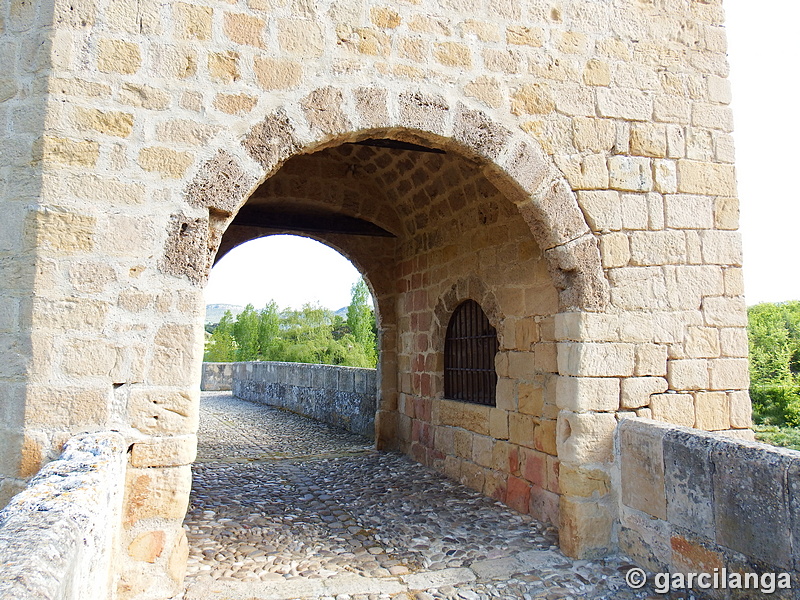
left=334, top=306, right=348, bottom=318
left=205, top=304, right=244, bottom=324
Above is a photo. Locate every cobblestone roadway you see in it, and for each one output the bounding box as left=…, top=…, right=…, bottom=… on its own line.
left=180, top=392, right=684, bottom=600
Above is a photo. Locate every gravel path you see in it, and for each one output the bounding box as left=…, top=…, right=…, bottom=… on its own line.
left=178, top=392, right=688, bottom=600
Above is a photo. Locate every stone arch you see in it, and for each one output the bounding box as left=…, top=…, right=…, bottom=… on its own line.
left=433, top=276, right=502, bottom=350
left=163, top=83, right=612, bottom=565
left=172, top=85, right=608, bottom=314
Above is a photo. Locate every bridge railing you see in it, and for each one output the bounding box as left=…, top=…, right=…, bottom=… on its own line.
left=618, top=418, right=800, bottom=584
left=202, top=361, right=377, bottom=439
left=0, top=432, right=126, bottom=600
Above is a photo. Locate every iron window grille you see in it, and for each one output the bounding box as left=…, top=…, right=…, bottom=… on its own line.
left=444, top=299, right=498, bottom=406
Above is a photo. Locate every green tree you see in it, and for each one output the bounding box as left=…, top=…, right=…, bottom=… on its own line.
left=233, top=304, right=260, bottom=361
left=257, top=301, right=281, bottom=360
left=279, top=303, right=339, bottom=364
left=748, top=302, right=800, bottom=425
left=204, top=311, right=236, bottom=362
left=346, top=278, right=378, bottom=367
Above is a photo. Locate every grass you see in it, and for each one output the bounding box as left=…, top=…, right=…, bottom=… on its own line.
left=754, top=424, right=800, bottom=452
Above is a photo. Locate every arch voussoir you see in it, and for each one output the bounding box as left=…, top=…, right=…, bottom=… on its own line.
left=452, top=103, right=512, bottom=162
left=544, top=234, right=609, bottom=312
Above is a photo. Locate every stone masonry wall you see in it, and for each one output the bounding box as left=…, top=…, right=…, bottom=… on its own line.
left=618, top=419, right=799, bottom=597
left=0, top=432, right=126, bottom=600
left=0, top=0, right=750, bottom=595
left=230, top=361, right=378, bottom=439
left=0, top=0, right=55, bottom=509
left=200, top=361, right=234, bottom=391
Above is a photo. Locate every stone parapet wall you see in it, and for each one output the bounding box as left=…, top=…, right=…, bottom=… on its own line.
left=618, top=419, right=798, bottom=594
left=0, top=432, right=126, bottom=600
left=201, top=362, right=235, bottom=391
left=230, top=362, right=377, bottom=439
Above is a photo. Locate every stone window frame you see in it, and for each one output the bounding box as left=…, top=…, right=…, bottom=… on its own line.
left=443, top=299, right=499, bottom=406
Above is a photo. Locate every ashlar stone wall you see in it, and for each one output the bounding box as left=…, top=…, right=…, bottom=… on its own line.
left=0, top=0, right=749, bottom=597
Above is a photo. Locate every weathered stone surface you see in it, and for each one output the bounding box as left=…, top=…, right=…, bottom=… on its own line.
left=185, top=150, right=256, bottom=215
left=620, top=377, right=668, bottom=409
left=138, top=147, right=193, bottom=179
left=619, top=419, right=667, bottom=519
left=242, top=111, right=300, bottom=169
left=398, top=91, right=449, bottom=133
left=453, top=104, right=511, bottom=160
left=159, top=213, right=209, bottom=284
left=301, top=87, right=351, bottom=135
left=123, top=465, right=192, bottom=526
left=650, top=393, right=695, bottom=427
left=0, top=433, right=126, bottom=600
left=130, top=435, right=197, bottom=468
left=559, top=496, right=614, bottom=558
left=556, top=376, right=619, bottom=412
left=436, top=399, right=491, bottom=436
left=557, top=411, right=617, bottom=464
left=233, top=361, right=377, bottom=439
left=712, top=441, right=793, bottom=568
left=663, top=428, right=717, bottom=539
left=128, top=531, right=166, bottom=563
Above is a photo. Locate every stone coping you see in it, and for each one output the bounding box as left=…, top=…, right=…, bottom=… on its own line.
left=0, top=432, right=126, bottom=600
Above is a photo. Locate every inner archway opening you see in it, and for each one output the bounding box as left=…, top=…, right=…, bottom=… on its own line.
left=183, top=132, right=565, bottom=592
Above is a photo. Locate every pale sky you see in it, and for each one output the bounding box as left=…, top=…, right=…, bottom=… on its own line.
left=726, top=0, right=799, bottom=305
left=206, top=1, right=799, bottom=310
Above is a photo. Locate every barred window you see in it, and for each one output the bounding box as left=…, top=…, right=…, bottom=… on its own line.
left=444, top=300, right=498, bottom=406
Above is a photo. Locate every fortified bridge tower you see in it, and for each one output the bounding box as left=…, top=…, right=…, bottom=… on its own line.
left=0, top=0, right=749, bottom=598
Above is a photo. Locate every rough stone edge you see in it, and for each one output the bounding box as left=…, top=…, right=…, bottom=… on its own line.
left=0, top=432, right=126, bottom=600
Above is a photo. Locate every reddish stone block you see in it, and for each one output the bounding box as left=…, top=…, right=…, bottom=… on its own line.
left=418, top=312, right=432, bottom=330
left=414, top=397, right=432, bottom=421
left=484, top=469, right=508, bottom=503
left=506, top=475, right=531, bottom=514
left=411, top=442, right=428, bottom=465
left=547, top=456, right=560, bottom=494
left=670, top=535, right=724, bottom=573
left=411, top=419, right=422, bottom=443
left=520, top=447, right=547, bottom=487
left=420, top=373, right=432, bottom=397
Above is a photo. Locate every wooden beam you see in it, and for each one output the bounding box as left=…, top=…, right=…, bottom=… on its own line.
left=230, top=207, right=396, bottom=238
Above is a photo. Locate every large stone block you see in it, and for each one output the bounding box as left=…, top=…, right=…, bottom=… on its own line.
left=559, top=496, right=614, bottom=558
left=620, top=377, right=668, bottom=409
left=712, top=441, right=793, bottom=568
left=123, top=465, right=192, bottom=527
left=650, top=393, right=695, bottom=427
left=676, top=160, right=737, bottom=196
left=619, top=419, right=667, bottom=519
left=556, top=376, right=620, bottom=412
left=128, top=388, right=198, bottom=435
left=694, top=391, right=729, bottom=431
left=557, top=411, right=617, bottom=464
left=663, top=428, right=717, bottom=539
left=558, top=342, right=635, bottom=377
left=436, top=399, right=490, bottom=435
left=130, top=435, right=197, bottom=468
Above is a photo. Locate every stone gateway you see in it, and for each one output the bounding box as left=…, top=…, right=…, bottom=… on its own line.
left=0, top=0, right=750, bottom=598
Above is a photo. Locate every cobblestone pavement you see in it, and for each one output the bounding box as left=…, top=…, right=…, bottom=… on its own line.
left=179, top=392, right=692, bottom=600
